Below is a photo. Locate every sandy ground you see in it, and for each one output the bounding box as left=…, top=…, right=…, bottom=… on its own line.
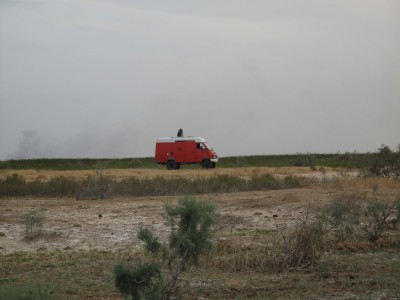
left=1, top=168, right=398, bottom=255
left=0, top=189, right=330, bottom=254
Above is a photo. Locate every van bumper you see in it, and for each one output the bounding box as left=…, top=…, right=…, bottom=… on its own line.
left=210, top=157, right=219, bottom=163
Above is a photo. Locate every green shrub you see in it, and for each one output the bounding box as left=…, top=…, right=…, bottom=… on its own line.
left=45, top=176, right=79, bottom=197
left=364, top=144, right=400, bottom=179
left=283, top=176, right=300, bottom=188
left=22, top=208, right=46, bottom=239
left=4, top=173, right=26, bottom=185
left=248, top=174, right=299, bottom=190
left=164, top=196, right=216, bottom=267
left=363, top=198, right=396, bottom=242
left=290, top=153, right=316, bottom=169
left=319, top=193, right=400, bottom=243
left=137, top=228, right=162, bottom=254
left=114, top=196, right=217, bottom=300
left=321, top=193, right=361, bottom=241
left=0, top=173, right=27, bottom=196
left=114, top=262, right=162, bottom=300
left=0, top=173, right=300, bottom=198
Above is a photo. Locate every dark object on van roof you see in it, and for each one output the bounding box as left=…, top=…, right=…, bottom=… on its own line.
left=177, top=128, right=183, bottom=137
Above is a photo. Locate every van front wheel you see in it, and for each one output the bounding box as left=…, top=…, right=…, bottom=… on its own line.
left=167, top=160, right=177, bottom=170
left=202, top=160, right=212, bottom=169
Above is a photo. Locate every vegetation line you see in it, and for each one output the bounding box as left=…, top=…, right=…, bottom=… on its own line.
left=0, top=173, right=299, bottom=198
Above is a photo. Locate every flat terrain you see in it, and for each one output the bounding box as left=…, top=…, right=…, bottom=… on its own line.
left=1, top=167, right=400, bottom=299
left=1, top=189, right=333, bottom=254
left=0, top=167, right=360, bottom=253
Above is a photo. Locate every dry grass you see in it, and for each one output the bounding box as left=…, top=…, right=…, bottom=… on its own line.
left=328, top=176, right=400, bottom=190
left=3, top=245, right=400, bottom=299
left=202, top=239, right=276, bottom=272
left=280, top=193, right=302, bottom=203
left=0, top=166, right=340, bottom=182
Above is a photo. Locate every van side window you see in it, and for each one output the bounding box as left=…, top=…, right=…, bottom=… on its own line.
left=196, top=143, right=205, bottom=150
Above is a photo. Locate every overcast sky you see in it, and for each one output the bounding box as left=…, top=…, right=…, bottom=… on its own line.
left=0, top=0, right=399, bottom=159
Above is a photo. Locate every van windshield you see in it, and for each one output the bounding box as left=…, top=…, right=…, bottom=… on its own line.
left=204, top=143, right=213, bottom=150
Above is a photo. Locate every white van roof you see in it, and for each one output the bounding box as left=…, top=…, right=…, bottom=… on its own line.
left=156, top=136, right=207, bottom=143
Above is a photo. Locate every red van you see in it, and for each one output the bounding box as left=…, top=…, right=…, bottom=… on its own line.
left=155, top=136, right=219, bottom=170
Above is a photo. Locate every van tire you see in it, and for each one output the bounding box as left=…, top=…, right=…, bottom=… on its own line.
left=202, top=160, right=212, bottom=169
left=167, top=160, right=177, bottom=170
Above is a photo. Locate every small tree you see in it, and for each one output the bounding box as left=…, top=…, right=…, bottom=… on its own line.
left=114, top=196, right=216, bottom=300
left=365, top=144, right=400, bottom=179
left=163, top=196, right=216, bottom=298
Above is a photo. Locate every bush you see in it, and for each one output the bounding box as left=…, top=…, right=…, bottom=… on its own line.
left=114, top=262, right=162, bottom=300
left=321, top=193, right=361, bottom=241
left=290, top=153, right=316, bottom=169
left=248, top=174, right=299, bottom=190
left=0, top=175, right=78, bottom=197
left=318, top=193, right=400, bottom=243
left=164, top=196, right=216, bottom=267
left=45, top=176, right=79, bottom=197
left=364, top=144, right=400, bottom=179
left=363, top=198, right=397, bottom=242
left=0, top=173, right=300, bottom=198
left=278, top=218, right=328, bottom=269
left=76, top=170, right=120, bottom=200
left=0, top=173, right=27, bottom=196
left=22, top=208, right=46, bottom=239
left=114, top=196, right=217, bottom=300
left=137, top=227, right=163, bottom=254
